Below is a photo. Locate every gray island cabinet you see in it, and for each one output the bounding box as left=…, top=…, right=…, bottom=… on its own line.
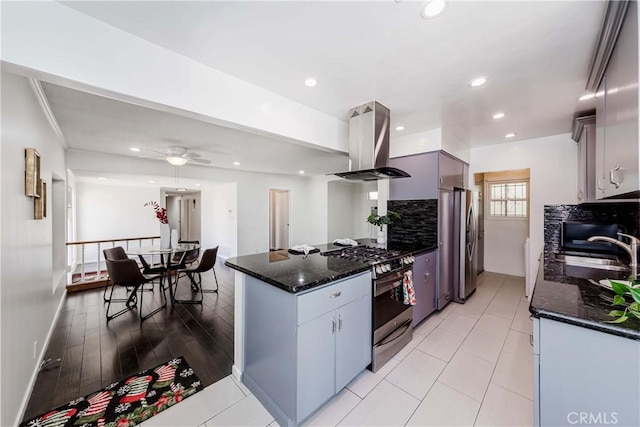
left=242, top=271, right=372, bottom=426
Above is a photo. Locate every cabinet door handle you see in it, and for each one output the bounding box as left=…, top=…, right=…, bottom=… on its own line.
left=597, top=176, right=606, bottom=193
left=330, top=292, right=342, bottom=298
left=338, top=315, right=343, bottom=331
left=425, top=272, right=430, bottom=280
left=332, top=317, right=336, bottom=334
left=439, top=177, right=443, bottom=185
left=609, top=165, right=621, bottom=189
left=577, top=190, right=583, bottom=201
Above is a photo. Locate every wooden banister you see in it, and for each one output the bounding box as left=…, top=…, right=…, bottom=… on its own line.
left=66, top=236, right=160, bottom=246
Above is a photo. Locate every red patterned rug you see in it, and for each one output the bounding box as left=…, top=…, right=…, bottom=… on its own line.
left=21, top=356, right=203, bottom=427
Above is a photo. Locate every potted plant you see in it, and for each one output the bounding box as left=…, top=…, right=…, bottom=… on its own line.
left=367, top=210, right=401, bottom=243
left=145, top=201, right=170, bottom=248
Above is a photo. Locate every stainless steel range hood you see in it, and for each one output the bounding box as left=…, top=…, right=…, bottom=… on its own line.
left=333, top=101, right=410, bottom=181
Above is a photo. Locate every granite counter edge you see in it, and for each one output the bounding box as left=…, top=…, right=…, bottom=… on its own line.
left=224, top=261, right=371, bottom=294
left=529, top=301, right=640, bottom=341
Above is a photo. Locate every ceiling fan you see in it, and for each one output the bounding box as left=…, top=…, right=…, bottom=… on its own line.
left=144, top=145, right=212, bottom=166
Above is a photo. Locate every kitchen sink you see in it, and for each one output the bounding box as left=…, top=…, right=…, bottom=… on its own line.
left=554, top=254, right=628, bottom=272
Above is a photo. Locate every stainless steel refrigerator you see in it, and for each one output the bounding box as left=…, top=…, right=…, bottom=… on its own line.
left=454, top=189, right=478, bottom=302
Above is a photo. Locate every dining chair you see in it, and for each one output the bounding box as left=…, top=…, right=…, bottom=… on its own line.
left=171, top=240, right=200, bottom=267
left=102, top=246, right=130, bottom=303
left=174, top=247, right=219, bottom=304
left=104, top=258, right=166, bottom=322
left=169, top=248, right=206, bottom=304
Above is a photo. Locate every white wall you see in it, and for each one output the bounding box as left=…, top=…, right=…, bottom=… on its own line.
left=353, top=182, right=377, bottom=239
left=76, top=182, right=160, bottom=242
left=0, top=71, right=68, bottom=426
left=470, top=134, right=578, bottom=294
left=327, top=182, right=356, bottom=240
left=327, top=181, right=377, bottom=241
left=484, top=218, right=529, bottom=277
left=390, top=128, right=442, bottom=158
left=1, top=0, right=348, bottom=154
left=66, top=150, right=326, bottom=256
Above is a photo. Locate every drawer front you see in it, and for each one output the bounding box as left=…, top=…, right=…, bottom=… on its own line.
left=297, top=272, right=371, bottom=325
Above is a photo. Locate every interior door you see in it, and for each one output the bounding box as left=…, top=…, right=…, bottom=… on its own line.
left=270, top=189, right=290, bottom=250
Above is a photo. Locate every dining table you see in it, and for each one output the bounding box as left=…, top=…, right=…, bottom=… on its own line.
left=127, top=243, right=201, bottom=303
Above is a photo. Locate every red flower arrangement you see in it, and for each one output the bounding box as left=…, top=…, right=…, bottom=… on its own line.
left=144, top=201, right=168, bottom=224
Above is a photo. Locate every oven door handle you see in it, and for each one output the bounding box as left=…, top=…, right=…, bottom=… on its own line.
left=377, top=319, right=412, bottom=347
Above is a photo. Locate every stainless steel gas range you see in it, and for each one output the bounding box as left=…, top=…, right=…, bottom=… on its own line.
left=322, top=245, right=415, bottom=372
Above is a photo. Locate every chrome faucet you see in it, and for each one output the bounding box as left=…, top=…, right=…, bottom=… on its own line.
left=587, top=232, right=640, bottom=279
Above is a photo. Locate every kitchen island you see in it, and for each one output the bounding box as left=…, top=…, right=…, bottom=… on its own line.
left=225, top=239, right=434, bottom=426
left=529, top=260, right=640, bottom=427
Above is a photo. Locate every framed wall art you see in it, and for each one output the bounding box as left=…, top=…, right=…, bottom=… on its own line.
left=25, top=148, right=41, bottom=198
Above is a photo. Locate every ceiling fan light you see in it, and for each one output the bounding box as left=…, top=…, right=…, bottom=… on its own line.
left=166, top=155, right=188, bottom=166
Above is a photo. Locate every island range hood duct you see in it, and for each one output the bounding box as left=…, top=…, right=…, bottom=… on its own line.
left=333, top=101, right=411, bottom=181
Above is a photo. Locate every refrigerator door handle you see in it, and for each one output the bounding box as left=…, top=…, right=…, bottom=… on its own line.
left=466, top=202, right=476, bottom=260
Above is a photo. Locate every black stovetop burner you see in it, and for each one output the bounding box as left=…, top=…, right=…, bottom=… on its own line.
left=322, top=245, right=404, bottom=264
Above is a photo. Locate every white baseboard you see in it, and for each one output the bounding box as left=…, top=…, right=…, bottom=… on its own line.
left=15, top=289, right=67, bottom=426
left=232, top=364, right=242, bottom=381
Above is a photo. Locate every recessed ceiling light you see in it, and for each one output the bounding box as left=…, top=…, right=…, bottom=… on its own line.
left=299, top=170, right=305, bottom=174
left=130, top=147, right=141, bottom=152
left=98, top=177, right=107, bottom=180
left=233, top=161, right=240, bottom=166
left=395, top=126, right=405, bottom=131
left=470, top=77, right=487, bottom=87
left=578, top=93, right=596, bottom=101
left=176, top=188, right=187, bottom=192
left=304, top=78, right=317, bottom=87
left=148, top=180, right=156, bottom=184
left=505, top=132, right=517, bottom=138
left=492, top=112, right=505, bottom=120
left=195, top=183, right=201, bottom=187
left=421, top=0, right=447, bottom=19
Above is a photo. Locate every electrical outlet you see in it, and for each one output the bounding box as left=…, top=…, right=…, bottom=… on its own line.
left=33, top=341, right=37, bottom=359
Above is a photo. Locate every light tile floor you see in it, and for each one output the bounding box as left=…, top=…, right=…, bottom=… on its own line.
left=142, top=272, right=534, bottom=426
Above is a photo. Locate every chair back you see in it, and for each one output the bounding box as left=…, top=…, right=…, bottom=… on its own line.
left=193, top=246, right=218, bottom=273
left=103, top=246, right=128, bottom=261
left=105, top=258, right=146, bottom=287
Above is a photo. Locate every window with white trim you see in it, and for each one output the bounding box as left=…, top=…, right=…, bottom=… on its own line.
left=488, top=181, right=528, bottom=218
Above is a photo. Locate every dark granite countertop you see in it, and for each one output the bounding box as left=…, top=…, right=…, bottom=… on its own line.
left=224, top=238, right=436, bottom=293
left=530, top=259, right=640, bottom=340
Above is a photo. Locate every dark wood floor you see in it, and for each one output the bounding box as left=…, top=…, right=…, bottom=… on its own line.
left=22, top=264, right=235, bottom=422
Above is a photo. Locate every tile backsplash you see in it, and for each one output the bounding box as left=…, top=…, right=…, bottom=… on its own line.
left=387, top=199, right=438, bottom=247
left=543, top=202, right=640, bottom=267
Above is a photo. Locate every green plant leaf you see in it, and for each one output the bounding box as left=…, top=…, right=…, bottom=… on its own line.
left=610, top=280, right=631, bottom=295
left=629, top=302, right=640, bottom=311
left=612, top=295, right=626, bottom=306
left=608, top=310, right=626, bottom=317
left=628, top=288, right=640, bottom=304
left=606, top=315, right=629, bottom=323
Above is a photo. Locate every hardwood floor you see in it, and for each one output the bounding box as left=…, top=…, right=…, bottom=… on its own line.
left=22, top=264, right=235, bottom=422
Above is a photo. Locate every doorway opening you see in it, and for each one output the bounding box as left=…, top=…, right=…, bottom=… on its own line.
left=51, top=175, right=66, bottom=291
left=269, top=189, right=290, bottom=251
left=165, top=190, right=201, bottom=243
left=474, top=169, right=530, bottom=278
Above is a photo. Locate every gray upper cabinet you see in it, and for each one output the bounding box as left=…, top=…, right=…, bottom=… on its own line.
left=595, top=77, right=607, bottom=198
left=594, top=1, right=640, bottom=199
left=573, top=115, right=596, bottom=202
left=438, top=152, right=465, bottom=190
left=389, top=151, right=468, bottom=200
left=389, top=153, right=439, bottom=200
